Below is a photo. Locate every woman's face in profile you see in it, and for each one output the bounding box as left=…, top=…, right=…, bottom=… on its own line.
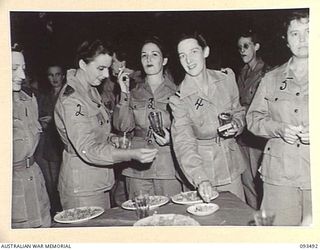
left=141, top=42, right=166, bottom=76
left=12, top=51, right=26, bottom=92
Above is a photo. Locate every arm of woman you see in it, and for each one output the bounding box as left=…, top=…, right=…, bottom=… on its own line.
left=55, top=95, right=140, bottom=165
left=112, top=72, right=135, bottom=132
left=246, top=75, right=286, bottom=139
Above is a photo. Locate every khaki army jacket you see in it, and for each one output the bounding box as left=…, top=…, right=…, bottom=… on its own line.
left=55, top=69, right=126, bottom=196
left=170, top=69, right=247, bottom=187
left=113, top=77, right=178, bottom=179
left=246, top=58, right=310, bottom=189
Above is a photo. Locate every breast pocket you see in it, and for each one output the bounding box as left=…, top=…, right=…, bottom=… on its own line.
left=88, top=111, right=110, bottom=143
left=132, top=100, right=147, bottom=127
left=265, top=91, right=294, bottom=124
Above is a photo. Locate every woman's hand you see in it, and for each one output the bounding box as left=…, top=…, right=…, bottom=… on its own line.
left=218, top=120, right=239, bottom=138
left=129, top=148, right=158, bottom=163
left=117, top=69, right=130, bottom=94
left=198, top=181, right=213, bottom=203
left=280, top=124, right=303, bottom=144
left=153, top=127, right=170, bottom=146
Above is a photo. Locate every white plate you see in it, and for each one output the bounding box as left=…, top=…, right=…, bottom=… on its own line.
left=134, top=214, right=200, bottom=226
left=121, top=195, right=170, bottom=210
left=53, top=206, right=104, bottom=224
left=171, top=191, right=219, bottom=205
left=187, top=203, right=219, bottom=216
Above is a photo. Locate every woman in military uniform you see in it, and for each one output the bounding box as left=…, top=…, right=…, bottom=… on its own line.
left=246, top=10, right=310, bottom=225
left=12, top=43, right=51, bottom=228
left=54, top=39, right=158, bottom=210
left=113, top=36, right=182, bottom=199
left=170, top=32, right=247, bottom=202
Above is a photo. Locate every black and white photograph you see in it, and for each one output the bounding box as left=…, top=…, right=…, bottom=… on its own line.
left=2, top=0, right=320, bottom=244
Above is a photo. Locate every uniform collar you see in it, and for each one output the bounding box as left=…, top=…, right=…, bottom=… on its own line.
left=67, top=68, right=103, bottom=106
left=137, top=75, right=176, bottom=94
left=179, top=69, right=226, bottom=99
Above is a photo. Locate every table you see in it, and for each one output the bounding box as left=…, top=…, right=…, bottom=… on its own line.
left=52, top=191, right=255, bottom=227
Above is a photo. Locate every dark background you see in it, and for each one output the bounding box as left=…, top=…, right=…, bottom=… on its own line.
left=10, top=9, right=304, bottom=90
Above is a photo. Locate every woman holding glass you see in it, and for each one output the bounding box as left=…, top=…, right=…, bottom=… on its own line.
left=246, top=10, right=310, bottom=225
left=54, top=39, right=158, bottom=210
left=113, top=36, right=182, bottom=199
left=170, top=32, right=247, bottom=202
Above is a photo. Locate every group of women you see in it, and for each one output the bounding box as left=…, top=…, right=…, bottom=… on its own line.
left=11, top=9, right=310, bottom=228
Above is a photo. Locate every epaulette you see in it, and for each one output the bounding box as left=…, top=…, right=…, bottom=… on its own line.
left=63, top=85, right=75, bottom=97
left=174, top=90, right=181, bottom=98
left=220, top=68, right=228, bottom=74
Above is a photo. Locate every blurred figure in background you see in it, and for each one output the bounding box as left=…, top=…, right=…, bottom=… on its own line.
left=236, top=30, right=270, bottom=209
left=37, top=63, right=65, bottom=215
left=12, top=43, right=51, bottom=228
left=247, top=10, right=310, bottom=225
left=113, top=36, right=182, bottom=199
left=54, top=39, right=158, bottom=210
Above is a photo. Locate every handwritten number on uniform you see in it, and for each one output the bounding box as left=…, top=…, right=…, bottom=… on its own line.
left=148, top=98, right=155, bottom=109
left=195, top=98, right=204, bottom=110
left=280, top=77, right=293, bottom=90
left=75, top=104, right=84, bottom=116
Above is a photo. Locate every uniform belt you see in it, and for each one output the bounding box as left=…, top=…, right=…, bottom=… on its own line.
left=13, top=156, right=35, bottom=169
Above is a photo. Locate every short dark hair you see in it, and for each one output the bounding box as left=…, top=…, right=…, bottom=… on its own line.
left=177, top=31, right=208, bottom=50
left=282, top=9, right=309, bottom=39
left=141, top=35, right=168, bottom=58
left=76, top=39, right=114, bottom=64
left=238, top=29, right=261, bottom=45
left=11, top=42, right=23, bottom=53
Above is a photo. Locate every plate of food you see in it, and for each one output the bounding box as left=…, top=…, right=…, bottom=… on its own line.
left=53, top=206, right=104, bottom=224
left=134, top=214, right=200, bottom=226
left=187, top=203, right=219, bottom=216
left=171, top=191, right=219, bottom=205
left=121, top=195, right=170, bottom=210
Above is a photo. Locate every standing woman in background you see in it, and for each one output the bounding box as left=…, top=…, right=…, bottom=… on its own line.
left=37, top=63, right=65, bottom=215
left=236, top=30, right=269, bottom=209
left=113, top=36, right=182, bottom=199
left=12, top=43, right=51, bottom=228
left=247, top=10, right=310, bottom=225
left=54, top=39, right=158, bottom=210
left=170, top=32, right=247, bottom=202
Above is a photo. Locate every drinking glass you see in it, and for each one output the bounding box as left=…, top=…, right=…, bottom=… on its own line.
left=148, top=111, right=165, bottom=137
left=134, top=193, right=150, bottom=219
left=217, top=112, right=233, bottom=134
left=253, top=209, right=276, bottom=226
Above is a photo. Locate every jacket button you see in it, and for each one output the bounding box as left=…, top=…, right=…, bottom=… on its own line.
left=275, top=98, right=278, bottom=101
left=267, top=147, right=270, bottom=150
left=124, top=98, right=128, bottom=101
left=297, top=143, right=300, bottom=147
left=294, top=109, right=298, bottom=113
left=106, top=120, right=109, bottom=123
left=296, top=92, right=300, bottom=96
